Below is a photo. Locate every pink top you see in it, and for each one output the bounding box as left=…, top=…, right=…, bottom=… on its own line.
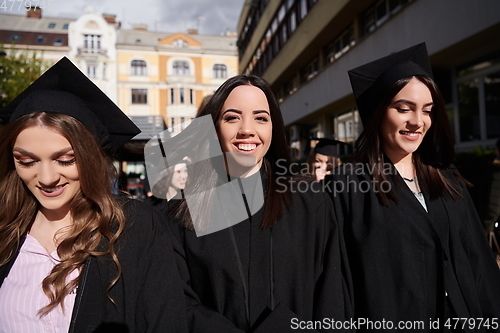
left=0, top=234, right=78, bottom=333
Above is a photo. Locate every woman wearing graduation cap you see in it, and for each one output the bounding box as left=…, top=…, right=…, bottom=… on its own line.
left=157, top=74, right=352, bottom=332
left=306, top=139, right=344, bottom=181
left=330, top=43, right=500, bottom=331
left=0, top=57, right=188, bottom=332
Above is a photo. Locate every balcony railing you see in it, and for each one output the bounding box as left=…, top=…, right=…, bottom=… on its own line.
left=77, top=47, right=107, bottom=56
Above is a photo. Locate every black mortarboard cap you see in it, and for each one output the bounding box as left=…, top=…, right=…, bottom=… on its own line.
left=312, top=138, right=353, bottom=157
left=0, top=57, right=140, bottom=152
left=314, top=138, right=342, bottom=156
left=348, top=42, right=433, bottom=126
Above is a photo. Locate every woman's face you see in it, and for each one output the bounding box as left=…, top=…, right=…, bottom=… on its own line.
left=12, top=126, right=81, bottom=215
left=170, top=163, right=188, bottom=190
left=380, top=77, right=433, bottom=161
left=313, top=153, right=331, bottom=181
left=217, top=85, right=272, bottom=175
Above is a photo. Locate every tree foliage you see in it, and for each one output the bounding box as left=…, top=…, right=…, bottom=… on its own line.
left=0, top=46, right=45, bottom=125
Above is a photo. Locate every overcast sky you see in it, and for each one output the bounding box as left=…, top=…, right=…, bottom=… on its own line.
left=5, top=0, right=247, bottom=36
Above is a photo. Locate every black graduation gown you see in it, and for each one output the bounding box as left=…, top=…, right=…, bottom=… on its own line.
left=329, top=164, right=500, bottom=332
left=0, top=198, right=189, bottom=333
left=163, top=175, right=352, bottom=332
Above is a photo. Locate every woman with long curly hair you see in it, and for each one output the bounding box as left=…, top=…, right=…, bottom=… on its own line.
left=0, top=57, right=187, bottom=332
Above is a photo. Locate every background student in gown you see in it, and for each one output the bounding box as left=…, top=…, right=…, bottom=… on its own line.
left=144, top=160, right=189, bottom=215
left=306, top=138, right=343, bottom=181
left=329, top=43, right=500, bottom=332
left=0, top=57, right=188, bottom=332
left=160, top=74, right=352, bottom=332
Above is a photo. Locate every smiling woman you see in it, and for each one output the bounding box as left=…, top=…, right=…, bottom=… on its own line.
left=163, top=74, right=352, bottom=332
left=216, top=85, right=272, bottom=177
left=13, top=127, right=80, bottom=222
left=330, top=43, right=500, bottom=332
left=0, top=57, right=188, bottom=332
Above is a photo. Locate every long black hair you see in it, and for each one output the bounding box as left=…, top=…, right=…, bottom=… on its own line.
left=172, top=75, right=292, bottom=229
left=352, top=75, right=464, bottom=205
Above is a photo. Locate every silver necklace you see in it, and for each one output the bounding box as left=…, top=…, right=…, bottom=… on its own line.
left=402, top=176, right=417, bottom=182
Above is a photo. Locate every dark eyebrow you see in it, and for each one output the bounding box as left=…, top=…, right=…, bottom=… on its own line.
left=222, top=109, right=242, bottom=115
left=12, top=147, right=73, bottom=159
left=51, top=147, right=74, bottom=158
left=393, top=99, right=434, bottom=107
left=253, top=110, right=270, bottom=115
left=222, top=109, right=270, bottom=115
left=12, top=148, right=37, bottom=158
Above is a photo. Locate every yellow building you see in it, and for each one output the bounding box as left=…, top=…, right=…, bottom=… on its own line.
left=1, top=8, right=238, bottom=139
left=116, top=28, right=238, bottom=137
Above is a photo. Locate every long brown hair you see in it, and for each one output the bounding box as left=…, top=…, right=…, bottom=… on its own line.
left=0, top=112, right=126, bottom=316
left=170, top=75, right=292, bottom=229
left=352, top=75, right=464, bottom=205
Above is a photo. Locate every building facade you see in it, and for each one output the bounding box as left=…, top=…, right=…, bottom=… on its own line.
left=1, top=8, right=238, bottom=139
left=237, top=0, right=500, bottom=159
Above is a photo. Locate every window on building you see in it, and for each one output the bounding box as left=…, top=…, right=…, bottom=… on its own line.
left=244, top=0, right=317, bottom=76
left=87, top=62, right=97, bottom=78
left=54, top=38, right=64, bottom=46
left=132, top=89, right=148, bottom=104
left=180, top=117, right=186, bottom=130
left=131, top=60, right=147, bottom=76
left=336, top=110, right=361, bottom=141
left=48, top=23, right=56, bottom=28
left=456, top=57, right=500, bottom=142
left=103, top=62, right=107, bottom=80
left=485, top=70, right=500, bottom=139
left=35, top=35, right=45, bottom=43
left=278, top=3, right=286, bottom=23
left=238, top=0, right=270, bottom=58
left=280, top=24, right=288, bottom=45
left=289, top=9, right=297, bottom=33
left=299, top=0, right=308, bottom=20
left=173, top=61, right=190, bottom=75
left=362, top=0, right=412, bottom=37
left=325, top=25, right=355, bottom=64
left=362, top=8, right=376, bottom=35
left=180, top=88, right=185, bottom=104
left=189, top=89, right=194, bottom=104
left=170, top=117, right=175, bottom=131
left=10, top=35, right=21, bottom=41
left=62, top=23, right=69, bottom=29
left=285, top=77, right=296, bottom=96
left=170, top=88, right=175, bottom=104
left=300, top=57, right=319, bottom=83
left=389, top=0, right=410, bottom=13
left=213, top=64, right=227, bottom=79
left=83, top=34, right=101, bottom=53
left=458, top=79, right=480, bottom=142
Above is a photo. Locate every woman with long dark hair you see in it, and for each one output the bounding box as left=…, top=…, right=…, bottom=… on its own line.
left=0, top=57, right=187, bottom=332
left=331, top=43, right=500, bottom=332
left=158, top=74, right=351, bottom=332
